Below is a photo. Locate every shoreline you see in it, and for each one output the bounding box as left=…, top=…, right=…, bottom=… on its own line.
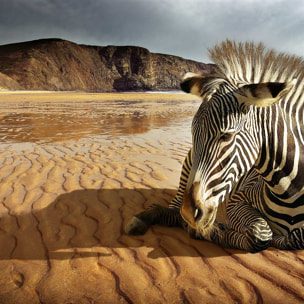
left=0, top=90, right=198, bottom=99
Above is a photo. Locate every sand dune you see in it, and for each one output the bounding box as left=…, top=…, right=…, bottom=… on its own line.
left=0, top=92, right=303, bottom=304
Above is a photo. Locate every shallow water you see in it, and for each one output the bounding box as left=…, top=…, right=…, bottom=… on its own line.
left=0, top=95, right=200, bottom=144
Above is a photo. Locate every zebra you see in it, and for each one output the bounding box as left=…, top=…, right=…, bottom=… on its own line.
left=125, top=40, right=304, bottom=252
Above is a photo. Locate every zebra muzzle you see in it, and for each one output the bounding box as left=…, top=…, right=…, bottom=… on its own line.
left=181, top=182, right=218, bottom=231
left=181, top=183, right=204, bottom=229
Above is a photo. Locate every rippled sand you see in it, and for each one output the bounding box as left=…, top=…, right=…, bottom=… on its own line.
left=0, top=91, right=303, bottom=304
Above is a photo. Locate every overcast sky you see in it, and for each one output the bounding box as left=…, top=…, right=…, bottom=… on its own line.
left=1, top=0, right=304, bottom=62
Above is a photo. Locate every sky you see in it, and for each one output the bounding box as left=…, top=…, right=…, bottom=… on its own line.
left=1, top=0, right=304, bottom=63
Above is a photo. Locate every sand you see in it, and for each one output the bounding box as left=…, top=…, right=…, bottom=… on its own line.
left=0, top=91, right=303, bottom=304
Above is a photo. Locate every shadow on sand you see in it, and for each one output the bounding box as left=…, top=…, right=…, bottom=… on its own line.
left=0, top=188, right=244, bottom=261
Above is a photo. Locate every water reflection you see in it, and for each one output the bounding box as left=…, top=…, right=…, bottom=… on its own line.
left=0, top=98, right=199, bottom=143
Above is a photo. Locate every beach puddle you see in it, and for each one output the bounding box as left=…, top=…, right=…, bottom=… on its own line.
left=0, top=93, right=200, bottom=143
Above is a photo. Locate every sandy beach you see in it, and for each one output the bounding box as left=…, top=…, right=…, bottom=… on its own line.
left=0, top=91, right=303, bottom=304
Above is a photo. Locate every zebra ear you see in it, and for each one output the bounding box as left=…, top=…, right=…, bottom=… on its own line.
left=235, top=80, right=296, bottom=109
left=180, top=73, right=208, bottom=97
left=180, top=73, right=226, bottom=99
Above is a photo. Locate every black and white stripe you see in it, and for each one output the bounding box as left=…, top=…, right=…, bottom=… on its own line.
left=186, top=40, right=304, bottom=250
left=126, top=40, right=304, bottom=251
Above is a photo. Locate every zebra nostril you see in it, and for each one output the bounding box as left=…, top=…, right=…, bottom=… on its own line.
left=194, top=207, right=203, bottom=221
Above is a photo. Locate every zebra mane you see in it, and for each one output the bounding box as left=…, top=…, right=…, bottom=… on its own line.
left=208, top=40, right=304, bottom=86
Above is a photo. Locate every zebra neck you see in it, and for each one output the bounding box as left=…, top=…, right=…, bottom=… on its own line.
left=254, top=105, right=304, bottom=199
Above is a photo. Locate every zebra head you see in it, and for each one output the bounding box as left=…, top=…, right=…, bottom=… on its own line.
left=180, top=72, right=295, bottom=232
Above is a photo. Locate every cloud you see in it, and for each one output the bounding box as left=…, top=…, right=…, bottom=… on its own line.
left=0, top=0, right=304, bottom=62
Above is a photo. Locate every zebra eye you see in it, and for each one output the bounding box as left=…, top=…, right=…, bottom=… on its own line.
left=219, top=132, right=234, bottom=141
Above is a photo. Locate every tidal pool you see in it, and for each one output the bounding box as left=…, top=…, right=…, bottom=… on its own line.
left=0, top=92, right=200, bottom=144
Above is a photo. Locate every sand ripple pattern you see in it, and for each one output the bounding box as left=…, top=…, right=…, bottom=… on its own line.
left=0, top=93, right=303, bottom=304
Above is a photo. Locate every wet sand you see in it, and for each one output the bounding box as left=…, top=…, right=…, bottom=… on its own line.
left=0, top=91, right=303, bottom=304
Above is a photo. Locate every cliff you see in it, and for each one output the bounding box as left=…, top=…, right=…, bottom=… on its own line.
left=0, top=38, right=216, bottom=91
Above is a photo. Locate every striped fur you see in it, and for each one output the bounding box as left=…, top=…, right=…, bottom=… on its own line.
left=125, top=40, right=304, bottom=251
left=169, top=148, right=193, bottom=209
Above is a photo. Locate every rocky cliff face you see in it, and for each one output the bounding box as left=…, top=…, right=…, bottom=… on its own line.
left=0, top=72, right=22, bottom=90
left=0, top=39, right=216, bottom=91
